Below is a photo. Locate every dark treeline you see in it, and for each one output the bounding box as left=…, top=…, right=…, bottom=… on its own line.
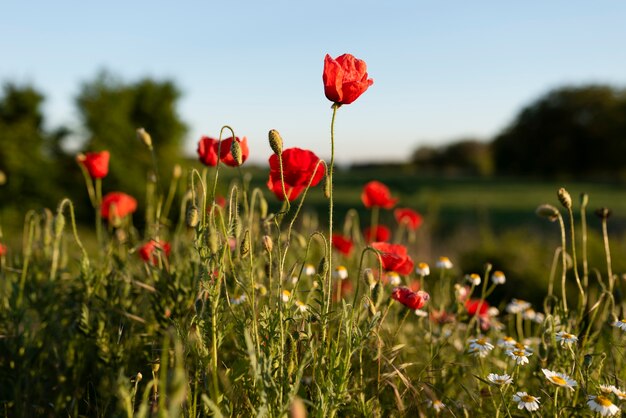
left=357, top=85, right=626, bottom=180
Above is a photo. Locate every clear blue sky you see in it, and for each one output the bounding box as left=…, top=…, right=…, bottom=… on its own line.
left=2, top=1, right=625, bottom=164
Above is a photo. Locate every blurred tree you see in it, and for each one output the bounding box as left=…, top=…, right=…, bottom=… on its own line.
left=492, top=85, right=626, bottom=178
left=411, top=138, right=493, bottom=176
left=0, top=83, right=66, bottom=210
left=76, top=72, right=187, bottom=207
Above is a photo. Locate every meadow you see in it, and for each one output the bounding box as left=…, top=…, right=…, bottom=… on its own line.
left=2, top=53, right=626, bottom=418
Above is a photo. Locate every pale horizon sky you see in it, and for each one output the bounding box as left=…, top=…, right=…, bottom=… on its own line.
left=2, top=1, right=626, bottom=165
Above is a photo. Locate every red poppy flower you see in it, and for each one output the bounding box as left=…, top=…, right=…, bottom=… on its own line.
left=394, top=208, right=423, bottom=230
left=363, top=225, right=391, bottom=243
left=332, top=234, right=354, bottom=256
left=197, top=136, right=249, bottom=167
left=0, top=243, right=7, bottom=256
left=361, top=181, right=397, bottom=209
left=139, top=240, right=171, bottom=265
left=267, top=148, right=324, bottom=201
left=370, top=242, right=414, bottom=275
left=465, top=299, right=490, bottom=317
left=391, top=287, right=429, bottom=310
left=101, top=192, right=138, bottom=219
left=78, top=151, right=110, bottom=179
left=323, top=53, right=374, bottom=105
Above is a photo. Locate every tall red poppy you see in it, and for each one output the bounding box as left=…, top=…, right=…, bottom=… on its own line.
left=78, top=151, right=110, bottom=179
left=370, top=242, right=414, bottom=275
left=323, top=54, right=374, bottom=105
left=197, top=136, right=249, bottom=167
left=267, top=148, right=324, bottom=201
left=361, top=181, right=397, bottom=209
left=391, top=287, right=429, bottom=310
left=363, top=225, right=391, bottom=243
left=332, top=234, right=354, bottom=256
left=139, top=240, right=171, bottom=265
left=394, top=208, right=423, bottom=230
left=101, top=192, right=137, bottom=219
left=465, top=299, right=490, bottom=317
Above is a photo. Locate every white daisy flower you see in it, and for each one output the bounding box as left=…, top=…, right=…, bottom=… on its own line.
left=599, top=385, right=618, bottom=395
left=506, top=299, right=532, bottom=314
left=612, top=387, right=626, bottom=400
left=427, top=399, right=445, bottom=413
left=468, top=337, right=494, bottom=358
left=522, top=308, right=536, bottom=321
left=291, top=276, right=299, bottom=284
left=533, top=312, right=545, bottom=324
left=436, top=256, right=453, bottom=269
left=415, top=309, right=428, bottom=317
left=416, top=262, right=430, bottom=276
left=512, top=392, right=540, bottom=412
left=491, top=270, right=506, bottom=285
left=498, top=336, right=517, bottom=348
left=487, top=306, right=500, bottom=317
left=612, top=319, right=626, bottom=331
left=281, top=290, right=291, bottom=302
left=333, top=265, right=348, bottom=280
left=304, top=264, right=316, bottom=276
left=295, top=300, right=307, bottom=312
left=466, top=273, right=481, bottom=286
left=587, top=395, right=620, bottom=416
left=542, top=369, right=577, bottom=391
left=506, top=348, right=533, bottom=365
left=230, top=294, right=246, bottom=305
left=386, top=271, right=401, bottom=286
left=555, top=331, right=578, bottom=346
left=487, top=373, right=513, bottom=385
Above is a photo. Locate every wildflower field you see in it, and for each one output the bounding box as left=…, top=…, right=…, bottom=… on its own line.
left=3, top=54, right=626, bottom=418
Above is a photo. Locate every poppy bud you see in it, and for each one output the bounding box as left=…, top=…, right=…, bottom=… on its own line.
left=209, top=233, right=219, bottom=254
left=262, top=235, right=273, bottom=253
left=186, top=205, right=199, bottom=228
left=535, top=204, right=559, bottom=222
left=363, top=268, right=376, bottom=289
left=324, top=176, right=331, bottom=199
left=136, top=128, right=153, bottom=150
left=54, top=213, right=66, bottom=239
left=580, top=193, right=588, bottom=207
left=136, top=372, right=143, bottom=382
left=557, top=188, right=572, bottom=209
left=268, top=129, right=283, bottom=155
left=595, top=207, right=612, bottom=220
left=230, top=139, right=243, bottom=166
left=172, top=164, right=182, bottom=179
left=240, top=230, right=250, bottom=257
left=259, top=197, right=268, bottom=219
left=318, top=257, right=328, bottom=276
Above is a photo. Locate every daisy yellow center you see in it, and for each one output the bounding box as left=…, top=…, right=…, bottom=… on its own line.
left=419, top=263, right=428, bottom=269
left=503, top=337, right=514, bottom=342
left=550, top=376, right=567, bottom=385
left=620, top=319, right=626, bottom=323
left=514, top=342, right=525, bottom=350
left=562, top=333, right=574, bottom=339
left=521, top=395, right=535, bottom=403
left=476, top=338, right=487, bottom=345
left=513, top=350, right=526, bottom=357
left=596, top=395, right=612, bottom=407
left=495, top=378, right=507, bottom=384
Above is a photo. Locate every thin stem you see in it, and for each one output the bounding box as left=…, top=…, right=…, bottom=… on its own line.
left=557, top=213, right=568, bottom=314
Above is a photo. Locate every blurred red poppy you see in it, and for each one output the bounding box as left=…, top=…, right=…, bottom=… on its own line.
left=363, top=225, right=391, bottom=242
left=101, top=192, right=137, bottom=219
left=394, top=208, right=423, bottom=230
left=139, top=240, right=171, bottom=265
left=332, top=234, right=354, bottom=256
left=0, top=243, right=7, bottom=256
left=197, top=136, right=249, bottom=167
left=391, top=287, right=429, bottom=310
left=267, top=148, right=324, bottom=201
left=465, top=299, right=490, bottom=317
left=370, top=242, right=414, bottom=275
left=323, top=53, right=374, bottom=105
left=78, top=151, right=110, bottom=179
left=361, top=181, right=397, bottom=209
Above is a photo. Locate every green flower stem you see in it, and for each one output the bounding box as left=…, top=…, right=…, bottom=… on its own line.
left=95, top=178, right=103, bottom=248
left=566, top=206, right=585, bottom=317
left=557, top=213, right=568, bottom=314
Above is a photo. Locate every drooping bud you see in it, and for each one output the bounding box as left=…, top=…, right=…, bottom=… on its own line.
left=268, top=129, right=283, bottom=155
left=317, top=257, right=328, bottom=276
left=363, top=268, right=376, bottom=289
left=557, top=187, right=572, bottom=210
left=240, top=230, right=251, bottom=257
left=172, top=164, right=182, bottom=179
left=136, top=128, right=153, bottom=150
left=536, top=204, right=559, bottom=222
left=595, top=207, right=612, bottom=220
left=230, top=139, right=243, bottom=166
left=262, top=235, right=273, bottom=253
left=186, top=204, right=199, bottom=228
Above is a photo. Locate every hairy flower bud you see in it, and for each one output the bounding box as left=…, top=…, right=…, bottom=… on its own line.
left=557, top=187, right=572, bottom=209
left=230, top=139, right=243, bottom=166
left=324, top=175, right=331, bottom=199
left=186, top=204, right=199, bottom=228
left=262, top=235, right=273, bottom=253
left=136, top=128, right=153, bottom=149
left=318, top=257, right=328, bottom=276
left=536, top=204, right=559, bottom=222
left=240, top=230, right=251, bottom=257
left=268, top=129, right=283, bottom=155
left=595, top=207, right=612, bottom=220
